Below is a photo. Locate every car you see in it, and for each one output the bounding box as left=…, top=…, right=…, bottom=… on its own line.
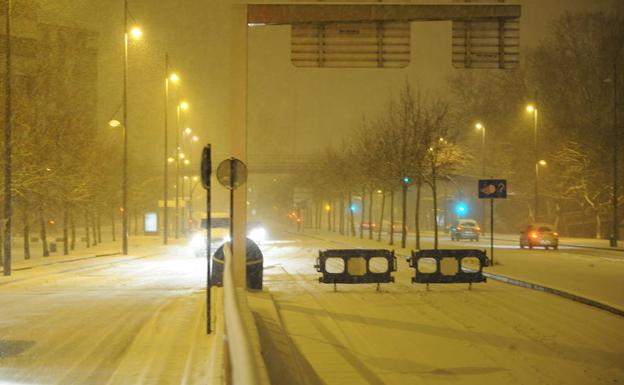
left=519, top=223, right=559, bottom=250
left=361, top=222, right=378, bottom=231
left=190, top=215, right=268, bottom=257
left=449, top=219, right=481, bottom=241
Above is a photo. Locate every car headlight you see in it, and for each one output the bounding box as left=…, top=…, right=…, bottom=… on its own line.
left=190, top=233, right=206, bottom=250
left=249, top=227, right=267, bottom=242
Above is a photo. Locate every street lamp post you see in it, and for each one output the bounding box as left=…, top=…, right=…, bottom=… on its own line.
left=180, top=127, right=196, bottom=234
left=527, top=104, right=539, bottom=221
left=121, top=0, right=141, bottom=255
left=475, top=122, right=486, bottom=176
left=475, top=122, right=486, bottom=231
left=164, top=55, right=178, bottom=245
left=535, top=159, right=547, bottom=221
left=188, top=176, right=200, bottom=229
left=3, top=0, right=12, bottom=275
left=610, top=57, right=620, bottom=247
left=175, top=101, right=188, bottom=239
left=122, top=0, right=129, bottom=255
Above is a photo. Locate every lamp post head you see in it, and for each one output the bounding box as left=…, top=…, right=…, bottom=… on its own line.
left=538, top=159, right=547, bottom=166
left=184, top=127, right=192, bottom=135
left=130, top=26, right=143, bottom=40
left=169, top=73, right=179, bottom=82
left=475, top=122, right=483, bottom=130
left=526, top=104, right=536, bottom=113
left=180, top=101, right=189, bottom=110
left=108, top=120, right=121, bottom=128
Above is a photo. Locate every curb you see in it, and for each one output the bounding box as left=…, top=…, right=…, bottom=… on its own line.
left=12, top=251, right=122, bottom=272
left=481, top=271, right=624, bottom=317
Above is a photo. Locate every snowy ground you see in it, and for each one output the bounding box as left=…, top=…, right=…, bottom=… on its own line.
left=0, top=239, right=219, bottom=385
left=251, top=228, right=624, bottom=385
left=2, top=227, right=623, bottom=385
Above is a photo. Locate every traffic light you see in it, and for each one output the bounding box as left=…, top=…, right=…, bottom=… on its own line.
left=402, top=176, right=411, bottom=184
left=455, top=201, right=468, bottom=216
left=350, top=203, right=358, bottom=213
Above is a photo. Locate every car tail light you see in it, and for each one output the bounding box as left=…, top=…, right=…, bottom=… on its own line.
left=530, top=232, right=538, bottom=239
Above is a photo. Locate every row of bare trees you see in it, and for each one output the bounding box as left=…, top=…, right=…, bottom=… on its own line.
left=449, top=10, right=624, bottom=238
left=0, top=24, right=160, bottom=266
left=297, top=83, right=470, bottom=249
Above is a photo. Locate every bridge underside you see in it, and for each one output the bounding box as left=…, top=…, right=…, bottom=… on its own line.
left=247, top=3, right=521, bottom=25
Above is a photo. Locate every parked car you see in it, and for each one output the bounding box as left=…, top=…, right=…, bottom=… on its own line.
left=450, top=219, right=481, bottom=241
left=519, top=223, right=559, bottom=250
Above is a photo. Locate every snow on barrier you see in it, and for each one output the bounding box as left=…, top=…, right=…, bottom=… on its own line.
left=315, top=249, right=397, bottom=291
left=408, top=249, right=489, bottom=289
left=222, top=245, right=269, bottom=385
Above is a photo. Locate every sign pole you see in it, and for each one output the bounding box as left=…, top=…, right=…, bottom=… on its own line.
left=490, top=198, right=494, bottom=266
left=479, top=179, right=506, bottom=266
left=201, top=145, right=212, bottom=334
left=206, top=180, right=212, bottom=334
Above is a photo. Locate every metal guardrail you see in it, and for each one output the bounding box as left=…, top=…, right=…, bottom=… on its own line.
left=222, top=245, right=262, bottom=385
left=315, top=249, right=397, bottom=291
left=408, top=249, right=488, bottom=289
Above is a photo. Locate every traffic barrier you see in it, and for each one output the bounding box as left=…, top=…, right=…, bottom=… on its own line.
left=408, top=249, right=488, bottom=289
left=222, top=244, right=269, bottom=385
left=212, top=238, right=264, bottom=290
left=315, top=249, right=397, bottom=291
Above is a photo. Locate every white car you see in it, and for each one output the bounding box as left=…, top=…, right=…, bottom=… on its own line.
left=190, top=216, right=267, bottom=257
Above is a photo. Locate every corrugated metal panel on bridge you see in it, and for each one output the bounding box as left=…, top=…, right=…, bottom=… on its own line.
left=291, top=21, right=410, bottom=68
left=452, top=18, right=519, bottom=69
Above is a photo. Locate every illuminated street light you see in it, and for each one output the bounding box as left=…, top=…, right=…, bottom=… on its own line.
left=169, top=72, right=179, bottom=83
left=192, top=135, right=199, bottom=142
left=184, top=159, right=190, bottom=165
left=108, top=120, right=121, bottom=128
left=180, top=101, right=189, bottom=110
left=130, top=26, right=142, bottom=39
left=167, top=157, right=175, bottom=163
left=179, top=153, right=185, bottom=159
left=538, top=159, right=547, bottom=166
left=184, top=127, right=192, bottom=135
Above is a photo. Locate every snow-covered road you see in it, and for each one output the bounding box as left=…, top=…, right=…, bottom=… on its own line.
left=0, top=245, right=217, bottom=385
left=253, top=230, right=624, bottom=385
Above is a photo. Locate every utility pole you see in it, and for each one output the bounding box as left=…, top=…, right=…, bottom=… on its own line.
left=164, top=54, right=170, bottom=245
left=611, top=55, right=620, bottom=247
left=3, top=0, right=12, bottom=275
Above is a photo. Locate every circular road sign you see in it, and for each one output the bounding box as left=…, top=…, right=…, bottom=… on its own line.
left=216, top=158, right=247, bottom=190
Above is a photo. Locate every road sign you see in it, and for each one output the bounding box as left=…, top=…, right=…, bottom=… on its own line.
left=217, top=158, right=247, bottom=190
left=201, top=145, right=212, bottom=190
left=478, top=179, right=507, bottom=199
left=292, top=21, right=410, bottom=68
left=452, top=19, right=519, bottom=69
